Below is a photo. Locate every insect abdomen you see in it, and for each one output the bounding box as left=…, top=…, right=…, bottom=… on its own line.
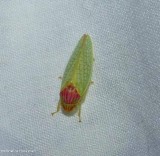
left=61, top=34, right=93, bottom=96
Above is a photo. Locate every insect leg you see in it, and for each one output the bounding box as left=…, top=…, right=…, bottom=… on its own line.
left=51, top=101, right=61, bottom=116
left=90, top=81, right=94, bottom=85
left=58, top=76, right=63, bottom=80
left=78, top=105, right=82, bottom=122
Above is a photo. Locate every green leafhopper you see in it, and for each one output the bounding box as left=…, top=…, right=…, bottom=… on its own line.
left=51, top=34, right=94, bottom=122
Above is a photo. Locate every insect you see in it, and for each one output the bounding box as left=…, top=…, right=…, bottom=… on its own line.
left=51, top=34, right=94, bottom=122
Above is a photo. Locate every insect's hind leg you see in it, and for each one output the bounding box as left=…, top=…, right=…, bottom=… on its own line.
left=51, top=101, right=61, bottom=116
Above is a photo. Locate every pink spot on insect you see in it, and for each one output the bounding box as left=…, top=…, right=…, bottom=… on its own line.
left=60, top=84, right=80, bottom=104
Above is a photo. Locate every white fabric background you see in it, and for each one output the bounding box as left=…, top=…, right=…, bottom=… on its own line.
left=0, top=0, right=160, bottom=156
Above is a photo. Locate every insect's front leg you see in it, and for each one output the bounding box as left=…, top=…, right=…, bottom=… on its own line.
left=51, top=101, right=61, bottom=116
left=78, top=105, right=82, bottom=122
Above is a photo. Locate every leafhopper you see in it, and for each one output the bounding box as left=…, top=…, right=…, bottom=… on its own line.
left=51, top=34, right=94, bottom=122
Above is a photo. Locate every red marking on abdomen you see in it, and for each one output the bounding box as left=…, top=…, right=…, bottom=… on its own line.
left=60, top=84, right=80, bottom=104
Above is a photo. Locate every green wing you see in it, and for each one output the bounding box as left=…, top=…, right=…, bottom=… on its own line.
left=61, top=34, right=93, bottom=96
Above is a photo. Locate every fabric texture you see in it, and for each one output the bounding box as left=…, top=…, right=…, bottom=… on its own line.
left=0, top=0, right=160, bottom=156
